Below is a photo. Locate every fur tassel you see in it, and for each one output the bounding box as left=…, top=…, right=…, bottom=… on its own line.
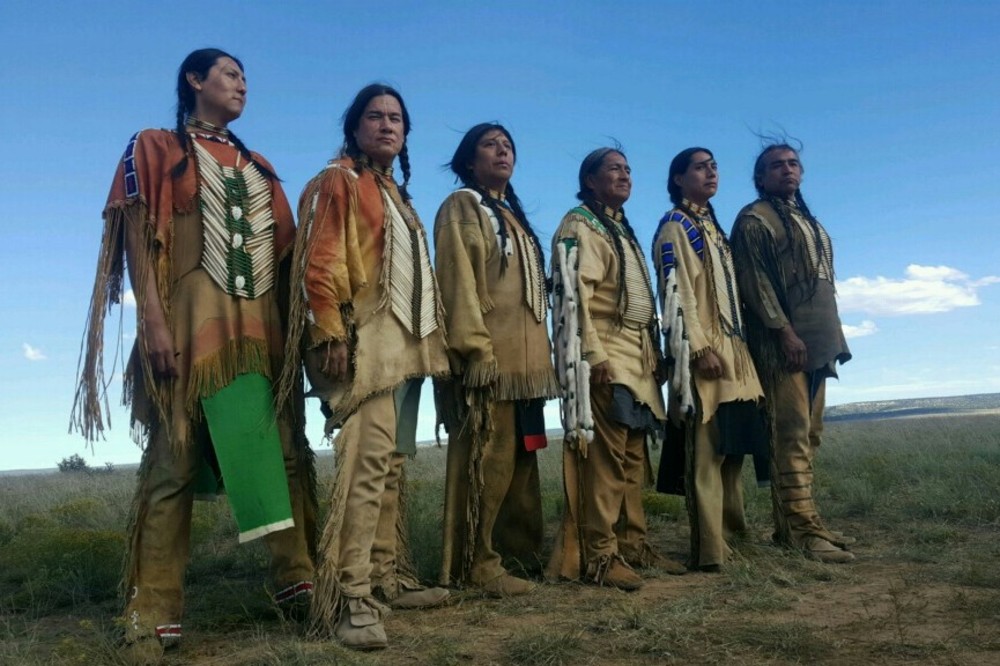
left=662, top=269, right=695, bottom=419
left=553, top=241, right=595, bottom=448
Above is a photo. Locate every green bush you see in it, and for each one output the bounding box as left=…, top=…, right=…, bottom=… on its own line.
left=49, top=497, right=111, bottom=530
left=57, top=454, right=90, bottom=473
left=0, top=522, right=123, bottom=609
left=642, top=489, right=684, bottom=520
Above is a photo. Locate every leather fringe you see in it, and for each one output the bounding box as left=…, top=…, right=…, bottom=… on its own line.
left=493, top=368, right=561, bottom=403
left=463, top=359, right=499, bottom=389
left=459, top=386, right=494, bottom=580
left=185, top=338, right=275, bottom=416
left=307, top=415, right=357, bottom=637
left=70, top=203, right=172, bottom=448
left=121, top=443, right=156, bottom=605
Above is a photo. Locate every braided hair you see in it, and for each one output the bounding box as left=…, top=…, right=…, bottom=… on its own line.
left=753, top=142, right=831, bottom=298
left=667, top=146, right=728, bottom=240
left=341, top=83, right=413, bottom=200
left=171, top=48, right=277, bottom=181
left=448, top=123, right=546, bottom=275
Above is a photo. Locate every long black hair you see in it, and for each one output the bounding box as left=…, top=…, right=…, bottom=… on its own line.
left=667, top=146, right=727, bottom=239
left=449, top=122, right=545, bottom=272
left=341, top=83, right=413, bottom=200
left=171, top=48, right=277, bottom=181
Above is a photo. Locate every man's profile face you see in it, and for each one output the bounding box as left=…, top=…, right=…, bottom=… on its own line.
left=759, top=148, right=802, bottom=198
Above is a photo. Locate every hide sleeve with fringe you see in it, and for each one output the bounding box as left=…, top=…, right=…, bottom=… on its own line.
left=656, top=216, right=712, bottom=355
left=730, top=204, right=792, bottom=392
left=299, top=164, right=368, bottom=346
left=433, top=191, right=499, bottom=386
left=730, top=206, right=790, bottom=332
left=275, top=162, right=367, bottom=412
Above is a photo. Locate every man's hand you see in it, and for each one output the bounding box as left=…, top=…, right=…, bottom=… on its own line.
left=693, top=350, right=723, bottom=380
left=143, top=316, right=178, bottom=378
left=320, top=339, right=349, bottom=381
left=591, top=360, right=614, bottom=384
left=779, top=325, right=807, bottom=372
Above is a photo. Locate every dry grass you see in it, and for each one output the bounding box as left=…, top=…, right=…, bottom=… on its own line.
left=1, top=413, right=999, bottom=664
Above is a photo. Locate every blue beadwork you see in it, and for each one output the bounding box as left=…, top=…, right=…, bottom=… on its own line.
left=660, top=241, right=675, bottom=280
left=657, top=210, right=704, bottom=261
left=122, top=132, right=141, bottom=198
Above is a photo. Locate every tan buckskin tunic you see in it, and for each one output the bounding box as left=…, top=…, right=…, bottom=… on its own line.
left=434, top=188, right=558, bottom=587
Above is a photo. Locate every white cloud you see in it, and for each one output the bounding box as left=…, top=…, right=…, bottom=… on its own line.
left=22, top=343, right=46, bottom=361
left=123, top=289, right=136, bottom=308
left=837, top=264, right=999, bottom=316
left=842, top=320, right=878, bottom=339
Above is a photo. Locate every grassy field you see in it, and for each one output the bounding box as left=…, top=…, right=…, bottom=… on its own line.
left=1, top=413, right=999, bottom=665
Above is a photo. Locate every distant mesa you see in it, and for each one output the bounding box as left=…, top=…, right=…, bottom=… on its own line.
left=824, top=393, right=1000, bottom=422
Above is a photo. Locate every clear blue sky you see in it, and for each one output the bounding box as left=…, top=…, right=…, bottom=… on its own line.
left=1, top=1, right=998, bottom=471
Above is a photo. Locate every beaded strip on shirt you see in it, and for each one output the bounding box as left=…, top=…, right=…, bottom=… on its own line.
left=590, top=204, right=659, bottom=372
left=460, top=188, right=547, bottom=324
left=512, top=218, right=548, bottom=323
left=192, top=139, right=275, bottom=299
left=587, top=202, right=655, bottom=329
left=681, top=199, right=745, bottom=341
left=576, top=203, right=656, bottom=328
left=619, top=230, right=655, bottom=328
left=376, top=173, right=440, bottom=339
left=786, top=202, right=834, bottom=282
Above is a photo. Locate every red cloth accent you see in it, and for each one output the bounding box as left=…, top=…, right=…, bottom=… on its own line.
left=524, top=434, right=547, bottom=452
